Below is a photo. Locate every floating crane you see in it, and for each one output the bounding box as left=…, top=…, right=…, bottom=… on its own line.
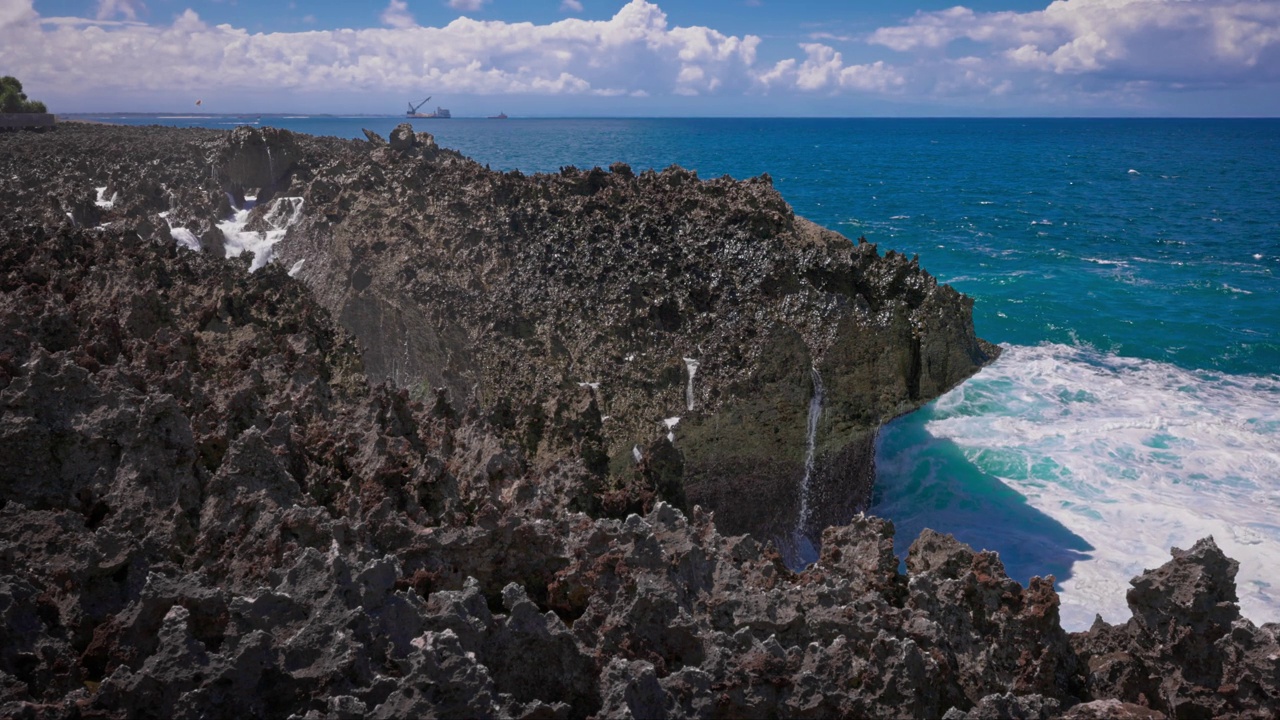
left=406, top=97, right=451, bottom=119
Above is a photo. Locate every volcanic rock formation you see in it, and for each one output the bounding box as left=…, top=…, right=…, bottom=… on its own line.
left=250, top=123, right=998, bottom=555
left=1, top=123, right=1276, bottom=718
left=4, top=122, right=999, bottom=554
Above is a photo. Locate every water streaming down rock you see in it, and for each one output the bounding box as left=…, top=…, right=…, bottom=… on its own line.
left=683, top=357, right=699, bottom=411
left=792, top=366, right=825, bottom=565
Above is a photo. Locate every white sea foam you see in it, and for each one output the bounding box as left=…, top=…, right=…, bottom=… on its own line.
left=1128, top=169, right=1140, bottom=175
left=288, top=259, right=306, bottom=277
left=877, top=343, right=1280, bottom=631
left=663, top=416, right=681, bottom=443
left=155, top=210, right=201, bottom=252
left=217, top=197, right=304, bottom=272
left=94, top=186, right=117, bottom=209
left=168, top=227, right=201, bottom=251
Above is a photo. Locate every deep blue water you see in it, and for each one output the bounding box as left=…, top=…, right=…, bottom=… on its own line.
left=81, top=114, right=1280, bottom=629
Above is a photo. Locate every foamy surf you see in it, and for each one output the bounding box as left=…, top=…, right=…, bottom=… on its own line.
left=94, top=186, right=117, bottom=209
left=875, top=342, right=1280, bottom=631
left=217, top=196, right=304, bottom=272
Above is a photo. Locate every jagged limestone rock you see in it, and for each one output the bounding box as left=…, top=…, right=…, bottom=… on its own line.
left=5, top=122, right=1273, bottom=719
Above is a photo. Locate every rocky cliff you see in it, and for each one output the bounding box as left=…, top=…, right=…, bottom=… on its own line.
left=184, top=123, right=1000, bottom=555
left=1, top=123, right=1276, bottom=718
left=2, top=121, right=998, bottom=554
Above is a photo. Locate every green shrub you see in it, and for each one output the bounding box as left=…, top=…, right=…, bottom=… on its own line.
left=0, top=76, right=48, bottom=114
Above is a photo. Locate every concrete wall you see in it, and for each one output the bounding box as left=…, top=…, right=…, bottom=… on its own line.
left=0, top=113, right=54, bottom=130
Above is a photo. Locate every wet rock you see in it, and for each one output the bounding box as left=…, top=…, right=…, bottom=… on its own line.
left=943, top=692, right=1062, bottom=719
left=199, top=225, right=226, bottom=257
left=217, top=126, right=299, bottom=199
left=387, top=123, right=434, bottom=155
left=1061, top=699, right=1167, bottom=719
left=1071, top=538, right=1280, bottom=718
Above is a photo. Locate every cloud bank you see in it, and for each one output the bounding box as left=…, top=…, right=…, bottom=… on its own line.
left=1, top=1, right=760, bottom=98
left=0, top=0, right=1276, bottom=113
left=871, top=0, right=1280, bottom=92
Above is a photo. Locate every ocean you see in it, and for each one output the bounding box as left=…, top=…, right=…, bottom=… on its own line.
left=78, top=114, right=1280, bottom=630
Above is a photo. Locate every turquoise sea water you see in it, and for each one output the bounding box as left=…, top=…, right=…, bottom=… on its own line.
left=80, top=115, right=1280, bottom=629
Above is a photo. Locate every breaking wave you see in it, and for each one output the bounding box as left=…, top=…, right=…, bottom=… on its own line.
left=875, top=342, right=1280, bottom=631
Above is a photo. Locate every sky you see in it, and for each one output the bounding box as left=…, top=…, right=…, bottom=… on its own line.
left=2, top=0, right=1278, bottom=116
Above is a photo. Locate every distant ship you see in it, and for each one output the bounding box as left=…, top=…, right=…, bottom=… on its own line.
left=488, top=112, right=508, bottom=120
left=406, top=97, right=451, bottom=119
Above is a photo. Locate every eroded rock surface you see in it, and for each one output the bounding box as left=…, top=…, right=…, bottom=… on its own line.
left=275, top=124, right=998, bottom=554
left=1, top=121, right=997, bottom=554
left=1, top=123, right=1276, bottom=719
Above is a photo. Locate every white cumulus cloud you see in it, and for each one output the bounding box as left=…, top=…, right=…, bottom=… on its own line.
left=0, top=0, right=36, bottom=29
left=756, top=44, right=905, bottom=93
left=870, top=0, right=1280, bottom=86
left=381, top=0, right=416, bottom=29
left=0, top=1, right=777, bottom=101
left=0, top=0, right=1275, bottom=113
left=95, top=0, right=145, bottom=21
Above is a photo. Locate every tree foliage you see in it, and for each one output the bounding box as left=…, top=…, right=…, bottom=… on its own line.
left=0, top=76, right=48, bottom=114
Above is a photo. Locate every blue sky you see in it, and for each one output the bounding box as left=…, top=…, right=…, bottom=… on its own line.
left=3, top=0, right=1278, bottom=116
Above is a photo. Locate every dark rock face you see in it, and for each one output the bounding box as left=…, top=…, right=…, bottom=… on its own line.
left=265, top=122, right=995, bottom=552
left=3, top=121, right=999, bottom=553
left=1, top=122, right=1276, bottom=719
left=217, top=126, right=300, bottom=205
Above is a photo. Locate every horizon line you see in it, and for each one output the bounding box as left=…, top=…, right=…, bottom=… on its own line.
left=55, top=112, right=1280, bottom=121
